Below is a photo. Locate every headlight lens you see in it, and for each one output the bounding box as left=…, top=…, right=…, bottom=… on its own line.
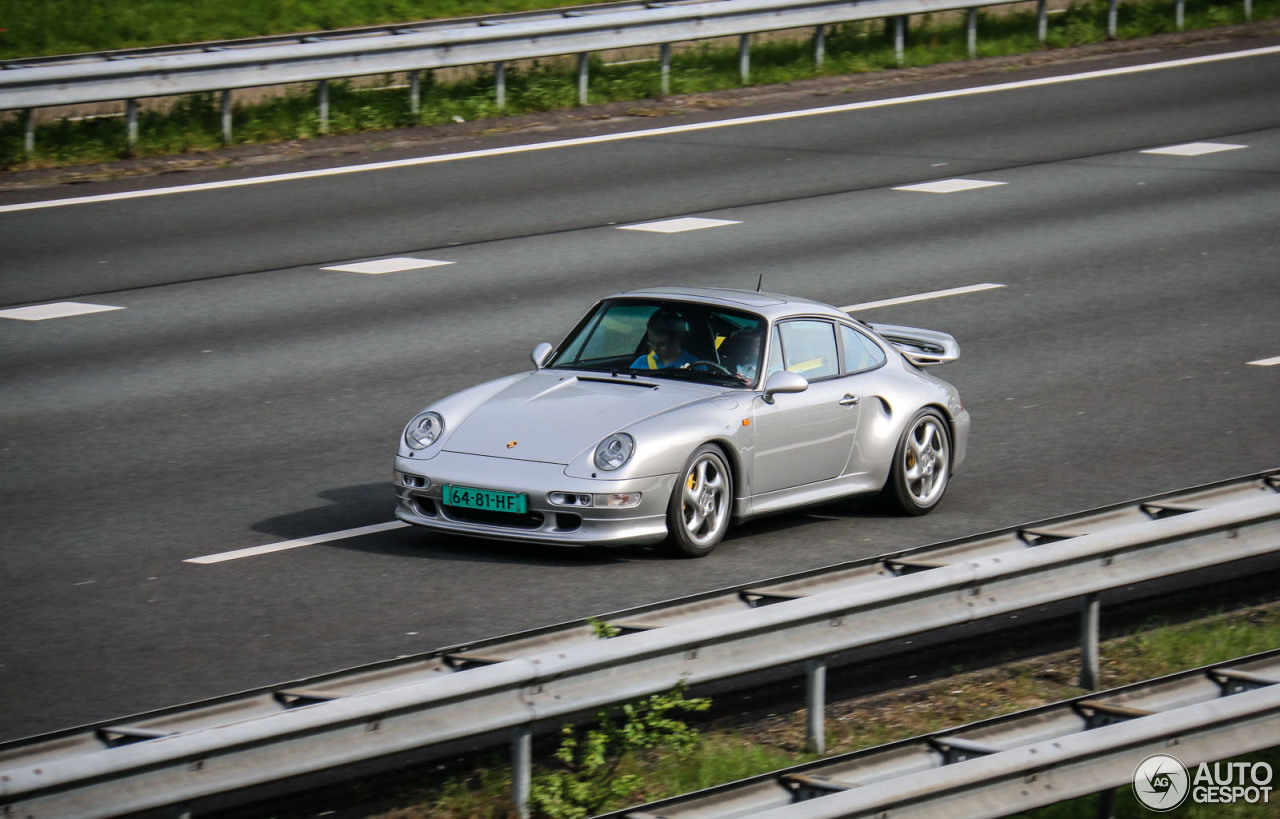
left=594, top=433, right=635, bottom=471
left=404, top=411, right=444, bottom=450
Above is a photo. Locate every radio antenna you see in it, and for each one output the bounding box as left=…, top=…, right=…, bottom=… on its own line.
left=756, top=274, right=763, bottom=292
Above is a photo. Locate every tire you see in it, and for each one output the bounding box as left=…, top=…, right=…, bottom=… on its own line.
left=882, top=408, right=951, bottom=515
left=664, top=444, right=733, bottom=557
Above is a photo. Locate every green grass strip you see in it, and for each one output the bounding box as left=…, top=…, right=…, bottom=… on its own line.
left=2, top=0, right=1278, bottom=170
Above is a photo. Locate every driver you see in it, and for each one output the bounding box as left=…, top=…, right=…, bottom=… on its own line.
left=631, top=308, right=699, bottom=370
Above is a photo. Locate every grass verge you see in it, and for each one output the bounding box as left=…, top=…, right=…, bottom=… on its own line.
left=0, top=0, right=612, bottom=61
left=2, top=0, right=1278, bottom=170
left=289, top=601, right=1280, bottom=818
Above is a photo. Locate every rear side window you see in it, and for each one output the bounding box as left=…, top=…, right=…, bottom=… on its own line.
left=777, top=321, right=839, bottom=380
left=840, top=324, right=887, bottom=373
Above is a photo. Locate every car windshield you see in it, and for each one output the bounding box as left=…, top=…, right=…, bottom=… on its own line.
left=547, top=298, right=768, bottom=388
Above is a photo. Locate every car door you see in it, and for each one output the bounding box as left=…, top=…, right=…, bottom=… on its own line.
left=836, top=321, right=890, bottom=474
left=750, top=319, right=861, bottom=495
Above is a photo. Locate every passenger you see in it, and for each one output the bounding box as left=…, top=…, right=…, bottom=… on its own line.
left=631, top=308, right=699, bottom=370
left=721, top=327, right=765, bottom=384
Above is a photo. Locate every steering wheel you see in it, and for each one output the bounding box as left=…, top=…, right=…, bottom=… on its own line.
left=688, top=360, right=734, bottom=377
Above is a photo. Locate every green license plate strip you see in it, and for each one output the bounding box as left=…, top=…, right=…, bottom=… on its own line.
left=442, top=484, right=528, bottom=514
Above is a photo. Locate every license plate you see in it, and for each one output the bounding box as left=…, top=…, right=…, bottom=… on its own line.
left=442, top=484, right=527, bottom=514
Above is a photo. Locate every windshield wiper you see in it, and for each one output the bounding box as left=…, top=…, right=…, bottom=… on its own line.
left=644, top=368, right=741, bottom=386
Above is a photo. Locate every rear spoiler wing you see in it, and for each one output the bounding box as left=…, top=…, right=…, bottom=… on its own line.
left=866, top=322, right=960, bottom=366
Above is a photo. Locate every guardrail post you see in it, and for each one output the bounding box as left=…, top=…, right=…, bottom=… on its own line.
left=409, top=70, right=421, bottom=117
left=577, top=53, right=589, bottom=105
left=966, top=8, right=978, bottom=58
left=739, top=34, right=751, bottom=83
left=1107, top=0, right=1118, bottom=38
left=893, top=16, right=906, bottom=65
left=23, top=108, right=35, bottom=155
left=317, top=79, right=330, bottom=134
left=125, top=98, right=139, bottom=151
left=660, top=43, right=672, bottom=95
left=512, top=724, right=532, bottom=819
left=1245, top=0, right=1253, bottom=21
left=805, top=657, right=827, bottom=754
left=1175, top=0, right=1185, bottom=30
left=220, top=89, right=233, bottom=144
left=1037, top=0, right=1048, bottom=42
left=814, top=25, right=826, bottom=69
left=1095, top=786, right=1117, bottom=819
left=495, top=61, right=507, bottom=110
left=1080, top=593, right=1102, bottom=689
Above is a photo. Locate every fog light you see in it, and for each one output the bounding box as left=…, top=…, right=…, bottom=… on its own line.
left=397, top=472, right=430, bottom=489
left=549, top=492, right=594, bottom=507
left=594, top=492, right=641, bottom=508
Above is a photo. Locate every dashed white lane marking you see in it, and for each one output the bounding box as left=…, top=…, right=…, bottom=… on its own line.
left=1249, top=356, right=1280, bottom=367
left=322, top=257, right=454, bottom=274
left=0, top=302, right=124, bottom=321
left=841, top=283, right=1006, bottom=312
left=894, top=178, right=1007, bottom=194
left=618, top=217, right=741, bottom=233
left=5, top=46, right=1274, bottom=215
left=185, top=521, right=409, bottom=564
left=1142, top=142, right=1248, bottom=156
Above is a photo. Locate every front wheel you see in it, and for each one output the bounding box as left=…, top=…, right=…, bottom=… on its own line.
left=882, top=409, right=951, bottom=515
left=665, top=444, right=733, bottom=557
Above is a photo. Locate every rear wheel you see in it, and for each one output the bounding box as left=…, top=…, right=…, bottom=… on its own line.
left=665, top=444, right=732, bottom=557
left=882, top=409, right=951, bottom=515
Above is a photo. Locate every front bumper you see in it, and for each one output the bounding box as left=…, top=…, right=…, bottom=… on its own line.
left=394, top=450, right=675, bottom=546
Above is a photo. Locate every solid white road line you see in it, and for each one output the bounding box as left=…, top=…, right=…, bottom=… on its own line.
left=841, top=283, right=1005, bottom=313
left=4, top=45, right=1278, bottom=215
left=185, top=521, right=409, bottom=564
left=1248, top=356, right=1280, bottom=367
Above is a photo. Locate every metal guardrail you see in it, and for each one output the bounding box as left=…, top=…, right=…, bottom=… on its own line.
left=608, top=650, right=1280, bottom=818
left=0, top=0, right=1030, bottom=111
left=1, top=471, right=1277, bottom=817
left=1, top=0, right=1254, bottom=150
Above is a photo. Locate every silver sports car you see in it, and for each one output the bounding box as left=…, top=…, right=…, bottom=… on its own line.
left=394, top=287, right=969, bottom=557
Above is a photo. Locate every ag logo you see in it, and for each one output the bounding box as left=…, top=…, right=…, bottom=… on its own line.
left=1134, top=753, right=1190, bottom=811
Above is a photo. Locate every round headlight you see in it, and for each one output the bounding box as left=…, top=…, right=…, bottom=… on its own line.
left=594, top=433, right=635, bottom=471
left=405, top=411, right=444, bottom=450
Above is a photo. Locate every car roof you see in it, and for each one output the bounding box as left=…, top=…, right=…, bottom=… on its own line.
left=612, top=286, right=851, bottom=323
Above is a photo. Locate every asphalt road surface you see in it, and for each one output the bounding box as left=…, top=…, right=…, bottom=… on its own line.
left=1, top=39, right=1277, bottom=742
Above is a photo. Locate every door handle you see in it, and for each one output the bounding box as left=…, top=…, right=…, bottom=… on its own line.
left=838, top=394, right=860, bottom=406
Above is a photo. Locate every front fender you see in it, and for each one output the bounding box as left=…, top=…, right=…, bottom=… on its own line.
left=397, top=372, right=527, bottom=459
left=563, top=395, right=752, bottom=480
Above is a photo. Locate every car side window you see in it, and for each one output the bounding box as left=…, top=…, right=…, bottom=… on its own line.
left=840, top=324, right=887, bottom=374
left=777, top=320, right=839, bottom=380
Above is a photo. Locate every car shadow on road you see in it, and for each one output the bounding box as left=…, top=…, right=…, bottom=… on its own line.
left=251, top=483, right=892, bottom=566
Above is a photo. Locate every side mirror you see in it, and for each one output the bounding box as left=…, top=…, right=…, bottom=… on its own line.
left=531, top=342, right=554, bottom=369
left=762, top=370, right=808, bottom=404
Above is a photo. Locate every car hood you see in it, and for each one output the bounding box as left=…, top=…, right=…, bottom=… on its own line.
left=443, top=370, right=711, bottom=464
